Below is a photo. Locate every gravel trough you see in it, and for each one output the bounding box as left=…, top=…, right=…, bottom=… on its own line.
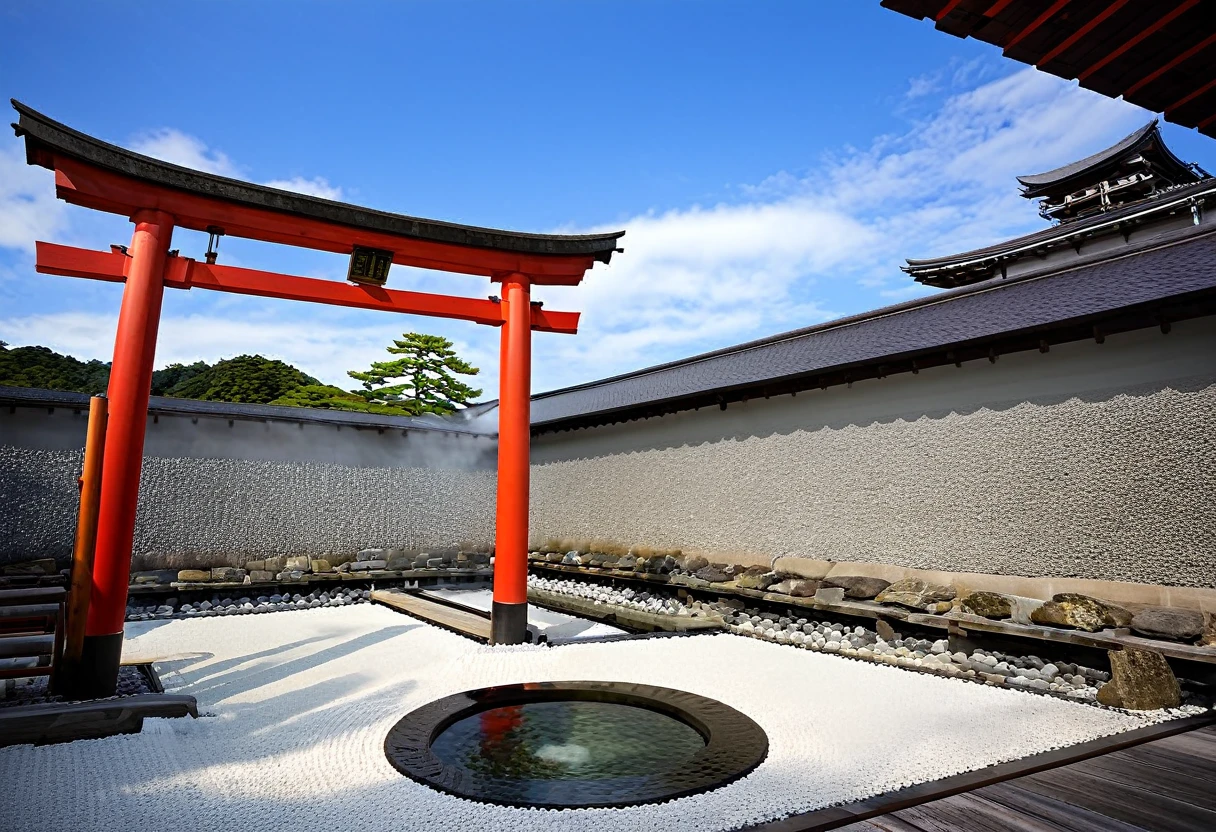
left=0, top=605, right=1195, bottom=831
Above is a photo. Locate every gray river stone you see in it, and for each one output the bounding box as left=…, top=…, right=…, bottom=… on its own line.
left=1130, top=607, right=1205, bottom=641
left=769, top=578, right=819, bottom=597
left=681, top=555, right=710, bottom=573
left=814, top=587, right=846, bottom=604
left=695, top=565, right=731, bottom=583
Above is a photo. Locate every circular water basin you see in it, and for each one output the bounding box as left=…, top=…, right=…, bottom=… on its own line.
left=384, top=681, right=768, bottom=808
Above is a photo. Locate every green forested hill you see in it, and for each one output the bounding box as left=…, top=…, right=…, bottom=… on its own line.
left=0, top=345, right=318, bottom=405
left=1, top=336, right=474, bottom=417
left=0, top=342, right=111, bottom=394
left=155, top=355, right=320, bottom=404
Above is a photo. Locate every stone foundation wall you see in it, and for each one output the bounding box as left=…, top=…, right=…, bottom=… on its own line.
left=530, top=321, right=1216, bottom=589
left=1, top=402, right=496, bottom=567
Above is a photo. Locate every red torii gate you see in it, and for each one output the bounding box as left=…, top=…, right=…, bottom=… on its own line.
left=11, top=101, right=624, bottom=696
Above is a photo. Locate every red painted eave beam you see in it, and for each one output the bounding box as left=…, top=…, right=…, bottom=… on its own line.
left=1123, top=31, right=1216, bottom=99
left=1037, top=0, right=1130, bottom=67
left=50, top=158, right=599, bottom=286
left=35, top=242, right=580, bottom=335
left=1003, top=0, right=1072, bottom=51
left=1076, top=0, right=1200, bottom=83
left=913, top=0, right=1211, bottom=134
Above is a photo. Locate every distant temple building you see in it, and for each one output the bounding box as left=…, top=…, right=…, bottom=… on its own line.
left=1019, top=121, right=1208, bottom=223
left=906, top=122, right=1212, bottom=288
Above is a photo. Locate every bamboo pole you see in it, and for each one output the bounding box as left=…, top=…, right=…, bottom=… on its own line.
left=56, top=395, right=108, bottom=693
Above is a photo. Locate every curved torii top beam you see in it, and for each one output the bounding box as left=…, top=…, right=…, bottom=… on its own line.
left=11, top=100, right=625, bottom=285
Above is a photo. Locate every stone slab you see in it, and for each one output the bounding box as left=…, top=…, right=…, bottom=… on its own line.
left=0, top=694, right=197, bottom=748
left=528, top=587, right=725, bottom=634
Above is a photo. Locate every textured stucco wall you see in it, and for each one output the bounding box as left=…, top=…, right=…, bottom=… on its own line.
left=1, top=409, right=495, bottom=566
left=530, top=320, right=1216, bottom=588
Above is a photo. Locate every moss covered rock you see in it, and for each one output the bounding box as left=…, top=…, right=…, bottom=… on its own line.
left=1031, top=593, right=1132, bottom=632
left=961, top=591, right=1013, bottom=619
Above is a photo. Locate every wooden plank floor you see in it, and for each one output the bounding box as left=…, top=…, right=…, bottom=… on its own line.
left=839, top=724, right=1216, bottom=832
left=370, top=589, right=491, bottom=642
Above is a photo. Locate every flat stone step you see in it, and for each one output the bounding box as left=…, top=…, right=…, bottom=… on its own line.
left=370, top=589, right=491, bottom=642
left=0, top=693, right=198, bottom=747
left=528, top=587, right=726, bottom=634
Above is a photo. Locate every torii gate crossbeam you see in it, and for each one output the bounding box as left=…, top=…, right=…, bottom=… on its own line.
left=12, top=100, right=624, bottom=697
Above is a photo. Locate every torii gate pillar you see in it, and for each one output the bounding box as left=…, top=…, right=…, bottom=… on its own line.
left=79, top=210, right=174, bottom=692
left=491, top=274, right=532, bottom=644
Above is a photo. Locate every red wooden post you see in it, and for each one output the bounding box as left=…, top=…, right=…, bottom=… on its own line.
left=56, top=395, right=108, bottom=696
left=78, top=210, right=174, bottom=697
left=490, top=274, right=532, bottom=644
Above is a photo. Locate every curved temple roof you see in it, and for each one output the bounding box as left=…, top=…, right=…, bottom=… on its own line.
left=11, top=100, right=624, bottom=263
left=902, top=178, right=1216, bottom=286
left=1016, top=121, right=1202, bottom=198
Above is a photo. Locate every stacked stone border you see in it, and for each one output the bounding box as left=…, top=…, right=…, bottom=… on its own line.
left=526, top=549, right=1216, bottom=712
left=526, top=549, right=1216, bottom=663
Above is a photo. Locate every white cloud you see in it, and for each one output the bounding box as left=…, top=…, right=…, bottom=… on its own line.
left=263, top=176, right=343, bottom=200
left=0, top=145, right=68, bottom=253
left=131, top=130, right=342, bottom=199
left=906, top=72, right=942, bottom=100
left=531, top=67, right=1148, bottom=391
left=130, top=128, right=240, bottom=177
left=534, top=200, right=868, bottom=388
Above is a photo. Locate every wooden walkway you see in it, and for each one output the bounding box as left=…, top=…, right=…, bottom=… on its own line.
left=838, top=724, right=1216, bottom=832
left=370, top=589, right=491, bottom=642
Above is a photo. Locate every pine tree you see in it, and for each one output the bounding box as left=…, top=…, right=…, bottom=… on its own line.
left=348, top=332, right=481, bottom=415
left=269, top=384, right=415, bottom=416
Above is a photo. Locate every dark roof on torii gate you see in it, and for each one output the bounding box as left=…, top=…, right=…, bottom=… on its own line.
left=11, top=100, right=624, bottom=266
left=881, top=0, right=1216, bottom=140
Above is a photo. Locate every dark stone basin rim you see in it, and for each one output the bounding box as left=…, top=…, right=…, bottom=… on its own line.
left=383, top=680, right=769, bottom=809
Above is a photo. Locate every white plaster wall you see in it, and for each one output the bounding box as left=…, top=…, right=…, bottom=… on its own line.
left=0, top=410, right=496, bottom=565
left=530, top=319, right=1216, bottom=588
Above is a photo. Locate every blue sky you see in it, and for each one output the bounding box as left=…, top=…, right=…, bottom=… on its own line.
left=2, top=1, right=1212, bottom=397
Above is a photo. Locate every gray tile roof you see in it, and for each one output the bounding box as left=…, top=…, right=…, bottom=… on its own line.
left=1016, top=122, right=1160, bottom=190
left=903, top=179, right=1216, bottom=283
left=529, top=228, right=1216, bottom=428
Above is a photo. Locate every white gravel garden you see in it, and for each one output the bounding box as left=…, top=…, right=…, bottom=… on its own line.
left=0, top=602, right=1192, bottom=832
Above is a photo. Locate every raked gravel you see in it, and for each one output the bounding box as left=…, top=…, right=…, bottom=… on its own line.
left=0, top=605, right=1184, bottom=831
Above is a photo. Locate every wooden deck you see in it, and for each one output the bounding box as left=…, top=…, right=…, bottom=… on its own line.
left=370, top=589, right=491, bottom=642
left=838, top=724, right=1216, bottom=832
